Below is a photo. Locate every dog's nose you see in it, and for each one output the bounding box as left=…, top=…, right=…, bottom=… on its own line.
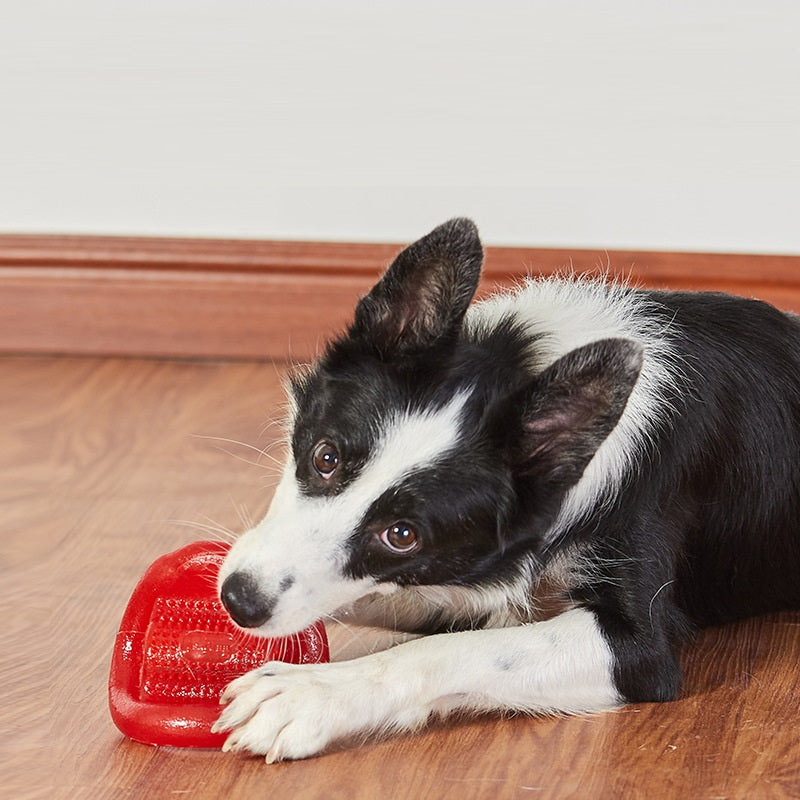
left=220, top=571, right=275, bottom=628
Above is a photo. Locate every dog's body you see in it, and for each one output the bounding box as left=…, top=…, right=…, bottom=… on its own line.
left=213, top=219, right=800, bottom=761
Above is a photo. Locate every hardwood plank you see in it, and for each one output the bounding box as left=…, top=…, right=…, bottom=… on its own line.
left=3, top=355, right=800, bottom=799
left=1, top=234, right=799, bottom=360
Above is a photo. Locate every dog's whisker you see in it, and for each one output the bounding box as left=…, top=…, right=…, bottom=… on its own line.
left=192, top=434, right=285, bottom=470
left=197, top=513, right=240, bottom=541
left=228, top=498, right=255, bottom=533
left=221, top=446, right=284, bottom=471
left=241, top=505, right=255, bottom=530
left=257, top=415, right=289, bottom=440
left=192, top=433, right=272, bottom=456
left=161, top=518, right=237, bottom=543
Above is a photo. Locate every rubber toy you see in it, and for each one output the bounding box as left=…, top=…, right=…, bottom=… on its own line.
left=108, top=540, right=329, bottom=748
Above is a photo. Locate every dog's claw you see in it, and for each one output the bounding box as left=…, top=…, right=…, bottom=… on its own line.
left=265, top=746, right=280, bottom=764
left=210, top=718, right=226, bottom=734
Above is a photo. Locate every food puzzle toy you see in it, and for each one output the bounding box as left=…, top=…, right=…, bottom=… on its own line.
left=108, top=540, right=329, bottom=748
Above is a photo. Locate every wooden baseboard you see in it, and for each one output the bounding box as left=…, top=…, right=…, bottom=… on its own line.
left=1, top=233, right=799, bottom=360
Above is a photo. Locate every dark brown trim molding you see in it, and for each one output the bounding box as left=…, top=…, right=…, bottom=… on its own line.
left=1, top=234, right=798, bottom=360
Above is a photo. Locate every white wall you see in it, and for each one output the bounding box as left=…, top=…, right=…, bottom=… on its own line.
left=2, top=1, right=798, bottom=253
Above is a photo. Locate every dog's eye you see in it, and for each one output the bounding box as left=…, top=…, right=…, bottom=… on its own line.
left=312, top=441, right=339, bottom=479
left=380, top=523, right=419, bottom=555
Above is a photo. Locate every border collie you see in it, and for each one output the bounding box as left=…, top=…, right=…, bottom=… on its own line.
left=212, top=218, right=800, bottom=762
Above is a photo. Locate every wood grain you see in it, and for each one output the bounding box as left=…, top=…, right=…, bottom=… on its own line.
left=1, top=234, right=798, bottom=360
left=3, top=355, right=800, bottom=799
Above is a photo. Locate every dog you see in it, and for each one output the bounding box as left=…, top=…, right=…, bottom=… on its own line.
left=212, top=218, right=800, bottom=762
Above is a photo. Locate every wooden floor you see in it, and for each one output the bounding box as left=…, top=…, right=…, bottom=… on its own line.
left=4, top=355, right=800, bottom=800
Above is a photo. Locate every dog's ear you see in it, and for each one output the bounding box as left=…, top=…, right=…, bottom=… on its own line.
left=351, top=218, right=483, bottom=355
left=515, top=338, right=644, bottom=491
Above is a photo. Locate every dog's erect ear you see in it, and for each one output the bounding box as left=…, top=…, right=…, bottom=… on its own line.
left=351, top=218, right=483, bottom=355
left=515, top=338, right=644, bottom=490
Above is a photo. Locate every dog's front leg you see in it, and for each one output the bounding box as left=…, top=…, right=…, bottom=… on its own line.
left=212, top=607, right=622, bottom=761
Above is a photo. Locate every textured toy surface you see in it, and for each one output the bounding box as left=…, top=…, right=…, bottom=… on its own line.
left=108, top=540, right=329, bottom=748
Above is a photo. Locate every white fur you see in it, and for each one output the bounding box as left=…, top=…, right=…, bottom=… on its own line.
left=212, top=607, right=621, bottom=761
left=467, top=276, right=680, bottom=535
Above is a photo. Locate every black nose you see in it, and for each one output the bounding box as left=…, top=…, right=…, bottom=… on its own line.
left=220, top=571, right=275, bottom=628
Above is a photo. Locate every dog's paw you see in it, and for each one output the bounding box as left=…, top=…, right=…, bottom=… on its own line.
left=212, top=659, right=430, bottom=762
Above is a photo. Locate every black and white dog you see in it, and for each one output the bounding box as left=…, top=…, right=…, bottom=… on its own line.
left=213, top=218, right=800, bottom=761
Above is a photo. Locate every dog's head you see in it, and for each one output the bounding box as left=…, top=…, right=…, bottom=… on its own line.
left=218, top=219, right=642, bottom=636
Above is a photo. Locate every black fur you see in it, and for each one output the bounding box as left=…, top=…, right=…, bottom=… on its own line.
left=289, top=219, right=800, bottom=706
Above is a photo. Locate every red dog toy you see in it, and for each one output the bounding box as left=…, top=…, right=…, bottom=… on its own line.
left=109, top=540, right=329, bottom=748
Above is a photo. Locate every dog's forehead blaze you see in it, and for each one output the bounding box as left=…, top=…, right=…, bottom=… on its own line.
left=334, top=390, right=472, bottom=512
